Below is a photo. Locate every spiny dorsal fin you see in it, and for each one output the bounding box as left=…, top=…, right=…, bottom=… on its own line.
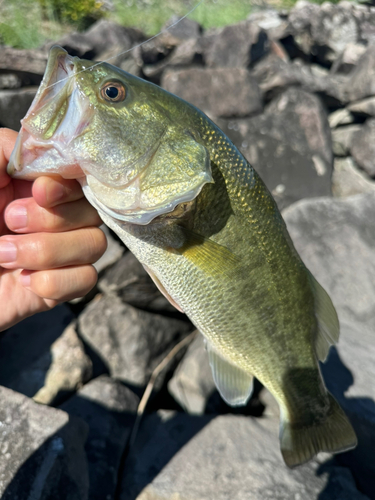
left=308, top=271, right=340, bottom=362
left=206, top=339, right=254, bottom=407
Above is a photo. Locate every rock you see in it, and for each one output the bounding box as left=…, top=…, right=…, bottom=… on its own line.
left=348, top=96, right=375, bottom=117
left=247, top=9, right=289, bottom=41
left=331, top=124, right=362, bottom=156
left=287, top=0, right=321, bottom=55
left=350, top=118, right=375, bottom=177
left=328, top=108, right=355, bottom=128
left=283, top=193, right=375, bottom=498
left=331, top=43, right=367, bottom=75
left=204, top=21, right=269, bottom=68
left=98, top=251, right=175, bottom=313
left=162, top=67, right=263, bottom=119
left=252, top=54, right=347, bottom=105
left=310, top=2, right=359, bottom=63
left=78, top=293, right=192, bottom=387
left=0, top=47, right=47, bottom=78
left=119, top=412, right=368, bottom=500
left=0, top=87, right=37, bottom=130
left=0, top=305, right=75, bottom=397
left=0, top=73, right=22, bottom=89
left=93, top=225, right=124, bottom=275
left=61, top=375, right=139, bottom=500
left=168, top=334, right=216, bottom=414
left=159, top=15, right=201, bottom=48
left=345, top=45, right=375, bottom=102
left=32, top=322, right=92, bottom=406
left=0, top=385, right=88, bottom=499
left=217, top=87, right=332, bottom=210
left=332, top=157, right=375, bottom=197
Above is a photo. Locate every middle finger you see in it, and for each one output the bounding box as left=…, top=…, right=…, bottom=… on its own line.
left=5, top=197, right=102, bottom=233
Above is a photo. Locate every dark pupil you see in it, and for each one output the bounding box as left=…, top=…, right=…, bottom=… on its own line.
left=105, top=86, right=119, bottom=99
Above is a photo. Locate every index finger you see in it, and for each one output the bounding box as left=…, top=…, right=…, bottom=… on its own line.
left=0, top=128, right=18, bottom=189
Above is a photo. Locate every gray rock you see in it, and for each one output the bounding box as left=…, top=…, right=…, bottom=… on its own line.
left=99, top=251, right=174, bottom=312
left=331, top=43, right=367, bottom=75
left=310, top=2, right=359, bottom=63
left=252, top=54, right=347, bottom=105
left=159, top=15, right=202, bottom=47
left=0, top=305, right=75, bottom=397
left=78, top=293, right=192, bottom=387
left=331, top=124, right=362, bottom=156
left=168, top=334, right=215, bottom=414
left=0, top=87, right=37, bottom=130
left=204, top=21, right=269, bottom=68
left=350, top=118, right=375, bottom=177
left=0, top=385, right=88, bottom=499
left=120, top=412, right=368, bottom=500
left=348, top=96, right=375, bottom=117
left=0, top=47, right=47, bottom=76
left=217, top=87, right=332, bottom=210
left=328, top=108, right=355, bottom=128
left=283, top=193, right=375, bottom=497
left=332, top=157, right=375, bottom=198
left=345, top=44, right=375, bottom=102
left=61, top=375, right=139, bottom=500
left=162, top=67, right=263, bottom=119
left=32, top=322, right=92, bottom=406
left=0, top=73, right=22, bottom=89
left=287, top=0, right=321, bottom=54
left=247, top=9, right=289, bottom=41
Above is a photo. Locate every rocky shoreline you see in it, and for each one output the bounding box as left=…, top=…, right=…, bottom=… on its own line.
left=1, top=2, right=375, bottom=499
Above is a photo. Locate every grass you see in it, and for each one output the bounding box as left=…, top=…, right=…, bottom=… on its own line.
left=0, top=0, right=344, bottom=49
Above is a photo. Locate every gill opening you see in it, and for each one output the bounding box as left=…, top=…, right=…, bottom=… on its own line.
left=44, top=0, right=206, bottom=92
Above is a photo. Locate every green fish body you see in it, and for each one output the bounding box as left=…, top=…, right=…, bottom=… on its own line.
left=8, top=46, right=357, bottom=466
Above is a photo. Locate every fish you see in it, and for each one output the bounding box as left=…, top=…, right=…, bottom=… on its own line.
left=8, top=46, right=357, bottom=467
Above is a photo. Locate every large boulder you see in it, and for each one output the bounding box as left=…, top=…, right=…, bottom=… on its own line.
left=350, top=118, right=375, bottom=177
left=0, top=386, right=88, bottom=499
left=78, top=293, right=192, bottom=387
left=119, top=412, right=368, bottom=500
left=283, top=193, right=375, bottom=498
left=217, top=87, right=332, bottom=210
left=162, top=67, right=262, bottom=119
left=61, top=375, right=139, bottom=500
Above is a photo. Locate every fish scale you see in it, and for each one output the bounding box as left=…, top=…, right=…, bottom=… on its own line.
left=7, top=46, right=357, bottom=467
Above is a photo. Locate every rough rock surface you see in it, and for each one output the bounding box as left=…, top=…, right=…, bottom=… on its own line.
left=346, top=45, right=375, bottom=102
left=162, top=67, right=262, bottom=118
left=32, top=322, right=92, bottom=406
left=331, top=124, right=362, bottom=156
left=350, top=118, right=375, bottom=177
left=0, top=385, right=88, bottom=499
left=119, top=412, right=368, bottom=500
left=78, top=293, right=192, bottom=386
left=0, top=88, right=37, bottom=130
left=61, top=375, right=139, bottom=500
left=0, top=305, right=75, bottom=397
left=218, top=87, right=332, bottom=210
left=332, top=157, right=375, bottom=197
left=283, top=193, right=375, bottom=498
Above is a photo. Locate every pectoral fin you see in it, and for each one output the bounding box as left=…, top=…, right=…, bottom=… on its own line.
left=206, top=340, right=253, bottom=407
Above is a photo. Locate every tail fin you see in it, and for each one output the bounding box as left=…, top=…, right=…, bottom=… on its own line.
left=280, top=393, right=357, bottom=468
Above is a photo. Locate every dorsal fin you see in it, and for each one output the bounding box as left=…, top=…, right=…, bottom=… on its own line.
left=308, top=272, right=340, bottom=362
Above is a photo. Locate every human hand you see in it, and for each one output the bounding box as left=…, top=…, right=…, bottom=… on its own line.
left=0, top=128, right=107, bottom=331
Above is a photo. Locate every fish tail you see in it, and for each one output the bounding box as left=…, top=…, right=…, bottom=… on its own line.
left=280, top=393, right=357, bottom=468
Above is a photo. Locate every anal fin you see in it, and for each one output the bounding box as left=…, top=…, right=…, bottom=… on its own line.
left=206, top=340, right=253, bottom=407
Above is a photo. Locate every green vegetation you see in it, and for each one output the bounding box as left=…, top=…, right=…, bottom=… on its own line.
left=0, top=0, right=344, bottom=49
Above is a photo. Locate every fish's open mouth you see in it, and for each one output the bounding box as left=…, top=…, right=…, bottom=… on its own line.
left=7, top=46, right=91, bottom=180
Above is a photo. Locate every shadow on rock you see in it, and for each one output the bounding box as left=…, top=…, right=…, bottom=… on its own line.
left=320, top=347, right=375, bottom=500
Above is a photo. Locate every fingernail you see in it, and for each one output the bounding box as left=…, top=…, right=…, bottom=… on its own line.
left=0, top=241, right=17, bottom=263
left=7, top=205, right=28, bottom=230
left=49, top=182, right=66, bottom=204
left=19, top=272, right=31, bottom=287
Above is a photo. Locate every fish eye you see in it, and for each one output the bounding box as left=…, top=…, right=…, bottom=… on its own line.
left=100, top=81, right=126, bottom=103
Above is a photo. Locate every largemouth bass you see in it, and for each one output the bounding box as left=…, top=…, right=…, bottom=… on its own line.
left=8, top=46, right=357, bottom=467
